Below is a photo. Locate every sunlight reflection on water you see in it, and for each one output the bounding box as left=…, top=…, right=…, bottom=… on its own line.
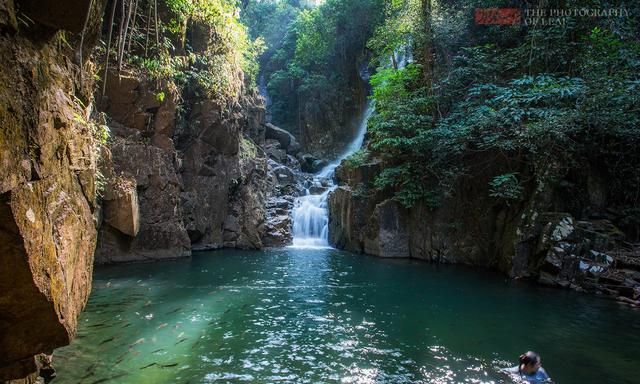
left=54, top=248, right=640, bottom=384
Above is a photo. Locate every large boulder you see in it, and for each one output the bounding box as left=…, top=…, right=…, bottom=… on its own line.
left=298, top=153, right=327, bottom=173
left=264, top=139, right=287, bottom=163
left=102, top=175, right=139, bottom=237
left=272, top=165, right=296, bottom=186
left=262, top=214, right=292, bottom=247
left=222, top=140, right=269, bottom=249
left=265, top=123, right=300, bottom=154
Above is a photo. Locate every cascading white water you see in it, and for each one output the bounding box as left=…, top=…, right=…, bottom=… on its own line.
left=290, top=49, right=411, bottom=248
left=290, top=103, right=374, bottom=248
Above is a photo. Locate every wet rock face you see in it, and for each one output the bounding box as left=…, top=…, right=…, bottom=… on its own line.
left=330, top=152, right=520, bottom=266
left=0, top=0, right=106, bottom=380
left=261, top=158, right=308, bottom=248
left=177, top=97, right=240, bottom=249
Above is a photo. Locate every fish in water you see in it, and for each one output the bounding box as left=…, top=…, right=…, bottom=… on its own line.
left=156, top=323, right=168, bottom=330
left=166, top=307, right=182, bottom=314
left=140, top=362, right=157, bottom=370
left=88, top=323, right=109, bottom=328
left=160, top=363, right=179, bottom=368
left=177, top=332, right=184, bottom=338
left=129, top=338, right=145, bottom=348
left=81, top=363, right=97, bottom=379
left=99, top=337, right=115, bottom=345
left=151, top=348, right=165, bottom=354
left=190, top=337, right=205, bottom=350
left=175, top=338, right=188, bottom=346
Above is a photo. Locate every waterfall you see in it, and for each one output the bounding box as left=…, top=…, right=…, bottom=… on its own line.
left=258, top=74, right=272, bottom=123
left=290, top=102, right=374, bottom=248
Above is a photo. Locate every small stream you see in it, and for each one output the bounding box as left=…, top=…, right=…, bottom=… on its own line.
left=55, top=248, right=639, bottom=383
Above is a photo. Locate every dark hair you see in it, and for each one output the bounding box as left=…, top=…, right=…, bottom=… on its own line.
left=519, top=351, right=540, bottom=367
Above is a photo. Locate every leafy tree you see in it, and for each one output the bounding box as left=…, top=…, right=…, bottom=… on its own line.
left=366, top=0, right=640, bottom=216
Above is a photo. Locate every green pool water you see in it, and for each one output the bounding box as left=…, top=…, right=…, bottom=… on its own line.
left=54, top=248, right=639, bottom=383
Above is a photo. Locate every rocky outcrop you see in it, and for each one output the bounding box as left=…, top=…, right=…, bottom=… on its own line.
left=0, top=0, right=106, bottom=381
left=262, top=197, right=294, bottom=247
left=94, top=61, right=280, bottom=261
left=514, top=213, right=640, bottom=295
left=100, top=174, right=139, bottom=238
left=222, top=137, right=271, bottom=249
left=362, top=199, right=410, bottom=258
left=175, top=87, right=267, bottom=251
left=94, top=73, right=191, bottom=263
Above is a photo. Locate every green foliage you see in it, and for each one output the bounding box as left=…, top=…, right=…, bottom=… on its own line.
left=366, top=0, right=640, bottom=210
left=239, top=136, right=258, bottom=162
left=155, top=91, right=166, bottom=103
left=367, top=0, right=421, bottom=67
left=489, top=173, right=523, bottom=201
left=243, top=0, right=384, bottom=131
left=352, top=182, right=370, bottom=198
left=343, top=149, right=370, bottom=169
left=119, top=0, right=264, bottom=99
left=294, top=9, right=332, bottom=67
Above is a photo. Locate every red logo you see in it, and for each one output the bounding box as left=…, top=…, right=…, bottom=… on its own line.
left=475, top=8, right=522, bottom=25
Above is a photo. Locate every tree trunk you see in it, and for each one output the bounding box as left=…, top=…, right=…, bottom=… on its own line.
left=420, top=0, right=433, bottom=90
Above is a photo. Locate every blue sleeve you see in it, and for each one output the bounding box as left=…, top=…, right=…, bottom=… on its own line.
left=537, top=367, right=550, bottom=380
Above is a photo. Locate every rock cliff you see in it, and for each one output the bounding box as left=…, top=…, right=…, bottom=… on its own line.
left=94, top=68, right=274, bottom=262
left=0, top=0, right=107, bottom=381
left=329, top=153, right=640, bottom=297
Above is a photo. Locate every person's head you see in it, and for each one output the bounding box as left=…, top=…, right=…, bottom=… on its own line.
left=519, top=351, right=542, bottom=374
left=633, top=285, right=640, bottom=299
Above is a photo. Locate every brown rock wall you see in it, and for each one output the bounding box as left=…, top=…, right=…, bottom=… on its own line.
left=0, top=0, right=106, bottom=379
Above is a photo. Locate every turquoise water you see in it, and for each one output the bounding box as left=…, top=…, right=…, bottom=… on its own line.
left=54, top=249, right=639, bottom=383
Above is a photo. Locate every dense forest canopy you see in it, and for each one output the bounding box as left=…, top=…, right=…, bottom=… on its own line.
left=357, top=0, right=640, bottom=229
